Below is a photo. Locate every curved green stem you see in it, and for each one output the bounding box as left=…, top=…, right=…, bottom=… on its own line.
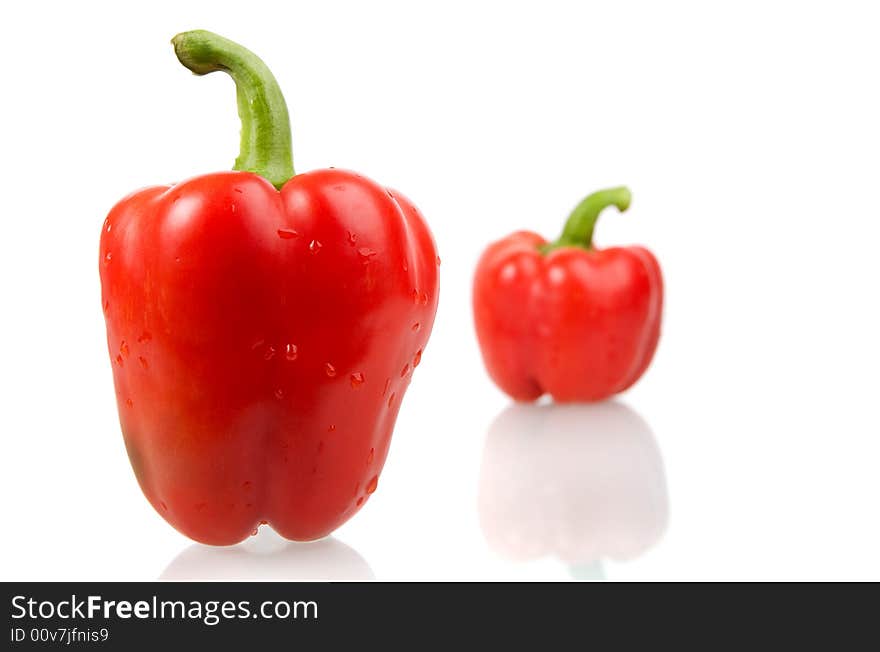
left=544, top=186, right=632, bottom=252
left=172, top=30, right=294, bottom=189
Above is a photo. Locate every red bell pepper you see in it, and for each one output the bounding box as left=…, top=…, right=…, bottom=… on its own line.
left=473, top=187, right=662, bottom=402
left=99, top=30, right=439, bottom=545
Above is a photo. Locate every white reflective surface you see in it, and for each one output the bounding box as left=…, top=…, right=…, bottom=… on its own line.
left=479, top=403, right=668, bottom=569
left=161, top=530, right=373, bottom=581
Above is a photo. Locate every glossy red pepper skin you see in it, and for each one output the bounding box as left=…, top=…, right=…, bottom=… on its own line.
left=100, top=169, right=438, bottom=544
left=473, top=191, right=662, bottom=403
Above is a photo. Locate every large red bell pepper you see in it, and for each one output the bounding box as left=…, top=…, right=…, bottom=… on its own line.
left=473, top=187, right=661, bottom=402
left=99, top=30, right=439, bottom=545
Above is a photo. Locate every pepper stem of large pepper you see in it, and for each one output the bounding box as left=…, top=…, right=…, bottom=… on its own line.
left=545, top=186, right=632, bottom=252
left=172, top=30, right=295, bottom=189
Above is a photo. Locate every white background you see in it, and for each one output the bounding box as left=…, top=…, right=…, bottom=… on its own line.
left=1, top=0, right=879, bottom=581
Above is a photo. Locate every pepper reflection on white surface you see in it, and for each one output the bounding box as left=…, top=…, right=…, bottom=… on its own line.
left=160, top=528, right=373, bottom=580
left=478, top=402, right=668, bottom=578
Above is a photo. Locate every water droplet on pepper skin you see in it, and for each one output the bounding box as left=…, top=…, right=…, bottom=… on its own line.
left=436, top=255, right=441, bottom=266
left=120, top=341, right=130, bottom=357
left=285, top=343, right=298, bottom=361
left=160, top=501, right=168, bottom=512
left=125, top=398, right=133, bottom=408
left=356, top=497, right=364, bottom=507
left=367, top=448, right=374, bottom=464
left=327, top=424, right=336, bottom=432
left=263, top=346, right=276, bottom=361
left=401, top=363, right=410, bottom=377
left=382, top=378, right=391, bottom=397
left=413, top=349, right=422, bottom=368
left=387, top=392, right=396, bottom=408
left=277, top=228, right=299, bottom=239
left=366, top=475, right=378, bottom=494
left=325, top=363, right=336, bottom=377
left=412, top=322, right=420, bottom=332
left=138, top=356, right=148, bottom=369
left=420, top=292, right=429, bottom=305
left=104, top=252, right=112, bottom=263
left=348, top=231, right=358, bottom=245
left=137, top=332, right=152, bottom=343
left=274, top=388, right=284, bottom=400
left=115, top=354, right=124, bottom=367
left=309, top=239, right=323, bottom=254
left=358, top=247, right=377, bottom=260
left=350, top=372, right=365, bottom=388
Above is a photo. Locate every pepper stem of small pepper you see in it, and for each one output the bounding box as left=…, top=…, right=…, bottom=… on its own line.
left=171, top=30, right=295, bottom=189
left=544, top=186, right=632, bottom=252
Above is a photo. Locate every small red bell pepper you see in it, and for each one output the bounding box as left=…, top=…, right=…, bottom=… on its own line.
left=99, top=30, right=439, bottom=545
left=473, top=187, right=662, bottom=402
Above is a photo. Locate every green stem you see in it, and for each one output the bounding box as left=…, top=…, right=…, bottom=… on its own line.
left=544, top=186, right=632, bottom=252
left=172, top=30, right=294, bottom=189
